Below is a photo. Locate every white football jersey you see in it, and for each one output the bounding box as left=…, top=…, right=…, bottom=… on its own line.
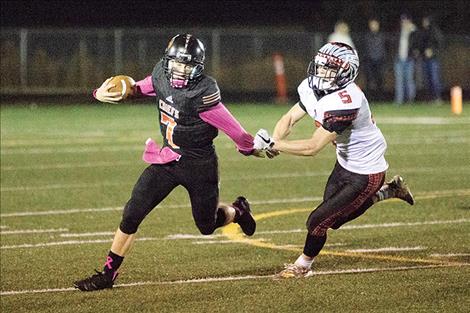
left=297, top=79, right=388, bottom=174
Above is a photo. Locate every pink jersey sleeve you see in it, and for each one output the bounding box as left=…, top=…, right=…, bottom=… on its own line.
left=135, top=75, right=156, bottom=97
left=199, top=103, right=254, bottom=155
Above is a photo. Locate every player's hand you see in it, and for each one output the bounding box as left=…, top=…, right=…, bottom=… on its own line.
left=254, top=129, right=275, bottom=150
left=266, top=148, right=280, bottom=159
left=95, top=78, right=123, bottom=103
left=251, top=149, right=266, bottom=158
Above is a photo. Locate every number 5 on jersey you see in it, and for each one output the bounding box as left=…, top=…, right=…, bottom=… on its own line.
left=161, top=112, right=179, bottom=149
left=338, top=90, right=352, bottom=104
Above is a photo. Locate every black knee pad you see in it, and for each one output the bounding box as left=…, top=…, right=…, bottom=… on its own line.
left=306, top=210, right=321, bottom=233
left=306, top=210, right=328, bottom=236
left=119, top=219, right=138, bottom=235
left=330, top=220, right=343, bottom=230
left=119, top=199, right=146, bottom=235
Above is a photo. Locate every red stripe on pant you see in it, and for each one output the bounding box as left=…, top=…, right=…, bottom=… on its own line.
left=312, top=172, right=385, bottom=236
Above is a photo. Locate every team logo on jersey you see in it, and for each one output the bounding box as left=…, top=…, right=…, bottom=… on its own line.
left=166, top=95, right=174, bottom=103
left=159, top=99, right=179, bottom=119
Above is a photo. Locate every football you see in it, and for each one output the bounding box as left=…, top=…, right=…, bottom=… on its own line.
left=108, top=75, right=136, bottom=99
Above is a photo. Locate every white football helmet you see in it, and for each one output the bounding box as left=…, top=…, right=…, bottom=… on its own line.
left=307, top=42, right=359, bottom=91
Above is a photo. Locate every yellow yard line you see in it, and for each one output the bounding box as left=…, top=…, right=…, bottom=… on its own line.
left=222, top=208, right=465, bottom=266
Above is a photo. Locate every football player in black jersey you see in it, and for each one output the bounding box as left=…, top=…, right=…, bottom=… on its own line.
left=74, top=34, right=263, bottom=291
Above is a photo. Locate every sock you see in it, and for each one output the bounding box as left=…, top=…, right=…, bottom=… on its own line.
left=102, top=251, right=124, bottom=280
left=294, top=254, right=314, bottom=269
left=303, top=233, right=327, bottom=258
left=214, top=208, right=227, bottom=228
left=376, top=185, right=392, bottom=202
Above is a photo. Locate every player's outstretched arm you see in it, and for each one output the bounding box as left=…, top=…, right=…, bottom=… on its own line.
left=273, top=126, right=336, bottom=157
left=272, top=103, right=306, bottom=141
left=94, top=75, right=156, bottom=103
left=199, top=102, right=264, bottom=157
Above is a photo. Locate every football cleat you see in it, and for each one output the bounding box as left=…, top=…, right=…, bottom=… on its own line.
left=274, top=263, right=313, bottom=279
left=387, top=175, right=415, bottom=205
left=73, top=270, right=117, bottom=292
left=232, top=196, right=256, bottom=236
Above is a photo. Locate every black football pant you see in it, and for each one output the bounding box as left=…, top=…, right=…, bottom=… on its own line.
left=119, top=154, right=224, bottom=235
left=303, top=162, right=385, bottom=258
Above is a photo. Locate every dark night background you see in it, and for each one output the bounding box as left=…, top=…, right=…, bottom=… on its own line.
left=1, top=0, right=470, bottom=34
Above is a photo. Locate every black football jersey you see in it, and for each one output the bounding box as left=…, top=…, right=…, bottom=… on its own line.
left=151, top=61, right=220, bottom=159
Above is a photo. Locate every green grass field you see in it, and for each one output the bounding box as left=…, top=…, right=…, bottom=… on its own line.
left=1, top=102, right=469, bottom=313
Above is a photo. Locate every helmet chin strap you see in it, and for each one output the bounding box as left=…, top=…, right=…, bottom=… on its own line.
left=170, top=77, right=189, bottom=88
left=313, top=77, right=338, bottom=91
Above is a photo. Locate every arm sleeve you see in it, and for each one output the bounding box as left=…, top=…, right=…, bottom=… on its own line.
left=134, top=75, right=156, bottom=97
left=322, top=109, right=359, bottom=134
left=199, top=102, right=254, bottom=155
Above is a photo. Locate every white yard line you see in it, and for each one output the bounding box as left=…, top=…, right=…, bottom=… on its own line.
left=430, top=253, right=470, bottom=258
left=0, top=207, right=123, bottom=217
left=341, top=218, right=470, bottom=229
left=0, top=237, right=158, bottom=250
left=0, top=197, right=324, bottom=217
left=0, top=228, right=68, bottom=235
left=346, top=246, right=427, bottom=253
left=3, top=168, right=470, bottom=191
left=2, top=136, right=470, bottom=156
left=1, top=263, right=467, bottom=296
left=59, top=231, right=115, bottom=238
left=167, top=218, right=470, bottom=239
left=376, top=117, right=470, bottom=125
left=1, top=161, right=135, bottom=171
left=2, top=218, right=468, bottom=249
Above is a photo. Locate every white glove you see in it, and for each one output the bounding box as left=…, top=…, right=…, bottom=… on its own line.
left=254, top=129, right=275, bottom=150
left=95, top=78, right=124, bottom=103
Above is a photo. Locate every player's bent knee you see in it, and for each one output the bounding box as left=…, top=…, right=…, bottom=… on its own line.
left=119, top=219, right=139, bottom=235
left=306, top=212, right=329, bottom=236
left=306, top=211, right=320, bottom=233
left=330, top=221, right=342, bottom=230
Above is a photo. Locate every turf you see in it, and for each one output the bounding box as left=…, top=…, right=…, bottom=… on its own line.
left=1, top=102, right=469, bottom=313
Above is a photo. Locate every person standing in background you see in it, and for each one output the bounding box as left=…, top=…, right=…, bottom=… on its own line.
left=394, top=14, right=419, bottom=105
left=419, top=15, right=443, bottom=104
left=363, top=18, right=386, bottom=101
left=328, top=20, right=355, bottom=49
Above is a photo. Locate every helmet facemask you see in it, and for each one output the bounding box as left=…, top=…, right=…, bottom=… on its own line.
left=165, top=57, right=203, bottom=89
left=163, top=34, right=205, bottom=89
left=307, top=42, right=359, bottom=91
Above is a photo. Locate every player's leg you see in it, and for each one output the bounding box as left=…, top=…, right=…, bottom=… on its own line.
left=74, top=164, right=178, bottom=291
left=276, top=165, right=384, bottom=278
left=181, top=155, right=256, bottom=236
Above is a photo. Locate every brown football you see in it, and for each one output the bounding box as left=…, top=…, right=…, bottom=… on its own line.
left=108, top=75, right=136, bottom=99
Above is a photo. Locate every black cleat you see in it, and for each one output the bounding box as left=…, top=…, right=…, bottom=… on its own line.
left=232, top=196, right=256, bottom=236
left=73, top=270, right=117, bottom=292
left=387, top=175, right=415, bottom=205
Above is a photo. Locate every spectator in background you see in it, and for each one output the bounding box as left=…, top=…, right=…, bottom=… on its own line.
left=394, top=14, right=419, bottom=105
left=363, top=18, right=386, bottom=101
left=328, top=20, right=355, bottom=49
left=419, top=15, right=443, bottom=104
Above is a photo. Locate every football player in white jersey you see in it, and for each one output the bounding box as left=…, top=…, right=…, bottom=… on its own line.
left=254, top=42, right=414, bottom=278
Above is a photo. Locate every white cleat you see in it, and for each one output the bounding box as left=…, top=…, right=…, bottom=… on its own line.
left=274, top=264, right=313, bottom=279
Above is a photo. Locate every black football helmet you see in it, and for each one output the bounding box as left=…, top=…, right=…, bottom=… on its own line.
left=162, top=34, right=205, bottom=88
